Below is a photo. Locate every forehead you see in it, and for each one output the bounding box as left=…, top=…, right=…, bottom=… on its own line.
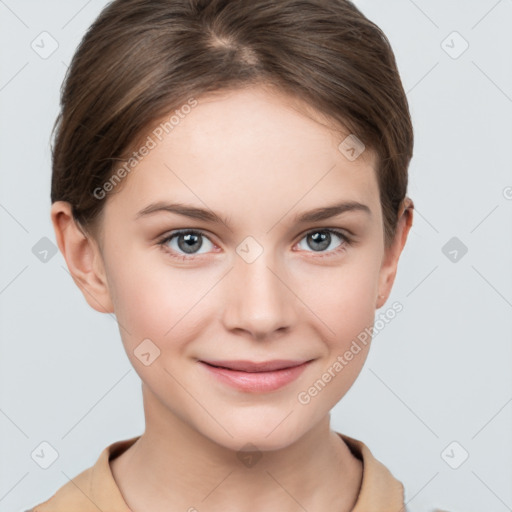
left=158, top=86, right=374, bottom=164
left=104, top=86, right=380, bottom=226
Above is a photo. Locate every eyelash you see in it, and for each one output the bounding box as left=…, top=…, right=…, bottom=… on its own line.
left=156, top=228, right=352, bottom=262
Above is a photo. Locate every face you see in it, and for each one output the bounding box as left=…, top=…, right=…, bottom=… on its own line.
left=60, top=86, right=407, bottom=452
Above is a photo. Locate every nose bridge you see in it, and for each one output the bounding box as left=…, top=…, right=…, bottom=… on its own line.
left=221, top=238, right=296, bottom=338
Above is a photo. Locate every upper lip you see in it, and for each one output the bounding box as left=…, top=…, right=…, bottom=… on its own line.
left=200, top=359, right=311, bottom=372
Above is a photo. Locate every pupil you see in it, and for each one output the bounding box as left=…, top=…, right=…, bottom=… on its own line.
left=309, top=231, right=329, bottom=251
left=178, top=233, right=202, bottom=254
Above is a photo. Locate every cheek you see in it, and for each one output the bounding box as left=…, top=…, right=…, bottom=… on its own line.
left=304, top=255, right=380, bottom=345
left=105, top=252, right=216, bottom=351
left=301, top=265, right=378, bottom=409
left=104, top=253, right=172, bottom=340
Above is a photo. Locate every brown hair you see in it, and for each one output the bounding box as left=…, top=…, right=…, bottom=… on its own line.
left=51, top=0, right=413, bottom=247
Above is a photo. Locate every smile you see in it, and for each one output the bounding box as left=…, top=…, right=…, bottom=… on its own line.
left=199, top=359, right=313, bottom=393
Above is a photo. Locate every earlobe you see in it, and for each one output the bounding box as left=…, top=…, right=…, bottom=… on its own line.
left=51, top=201, right=114, bottom=314
left=376, top=198, right=414, bottom=309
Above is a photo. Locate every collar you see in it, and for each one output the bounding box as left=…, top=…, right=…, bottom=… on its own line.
left=31, top=432, right=404, bottom=511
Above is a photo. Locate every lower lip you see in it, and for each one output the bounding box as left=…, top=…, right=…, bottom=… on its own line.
left=200, top=361, right=311, bottom=393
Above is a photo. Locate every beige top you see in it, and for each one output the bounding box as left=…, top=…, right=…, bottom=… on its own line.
left=27, top=432, right=407, bottom=511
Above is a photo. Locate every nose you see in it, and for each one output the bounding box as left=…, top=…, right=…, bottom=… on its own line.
left=220, top=247, right=297, bottom=341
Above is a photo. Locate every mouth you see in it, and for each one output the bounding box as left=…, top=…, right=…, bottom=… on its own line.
left=199, top=359, right=313, bottom=393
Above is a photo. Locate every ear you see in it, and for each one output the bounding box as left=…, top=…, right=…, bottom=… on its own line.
left=51, top=201, right=114, bottom=314
left=376, top=197, right=414, bottom=309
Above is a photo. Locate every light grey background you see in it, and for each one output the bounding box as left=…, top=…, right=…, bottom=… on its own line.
left=1, top=1, right=511, bottom=511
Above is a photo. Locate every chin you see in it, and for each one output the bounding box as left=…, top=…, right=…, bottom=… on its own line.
left=198, top=410, right=311, bottom=453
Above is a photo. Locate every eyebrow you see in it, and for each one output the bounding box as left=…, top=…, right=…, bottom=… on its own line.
left=134, top=200, right=371, bottom=226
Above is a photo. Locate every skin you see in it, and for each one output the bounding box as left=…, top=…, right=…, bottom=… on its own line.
left=51, top=85, right=413, bottom=512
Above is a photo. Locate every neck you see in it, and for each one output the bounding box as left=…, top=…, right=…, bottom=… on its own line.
left=110, top=385, right=363, bottom=512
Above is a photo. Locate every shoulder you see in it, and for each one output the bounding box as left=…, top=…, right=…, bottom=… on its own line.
left=337, top=432, right=454, bottom=512
left=25, top=464, right=95, bottom=512
left=25, top=436, right=139, bottom=512
left=336, top=431, right=405, bottom=511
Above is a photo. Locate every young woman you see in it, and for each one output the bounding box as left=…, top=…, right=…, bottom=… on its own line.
left=28, top=0, right=425, bottom=510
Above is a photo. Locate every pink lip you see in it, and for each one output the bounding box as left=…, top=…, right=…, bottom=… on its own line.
left=199, top=359, right=312, bottom=393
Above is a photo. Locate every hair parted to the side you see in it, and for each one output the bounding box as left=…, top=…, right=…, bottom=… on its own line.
left=50, top=0, right=413, bottom=248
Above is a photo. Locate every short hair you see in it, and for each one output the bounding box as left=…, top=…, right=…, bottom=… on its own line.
left=51, top=0, right=413, bottom=247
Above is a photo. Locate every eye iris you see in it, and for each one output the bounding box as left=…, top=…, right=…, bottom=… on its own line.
left=308, top=231, right=330, bottom=251
left=178, top=232, right=202, bottom=254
